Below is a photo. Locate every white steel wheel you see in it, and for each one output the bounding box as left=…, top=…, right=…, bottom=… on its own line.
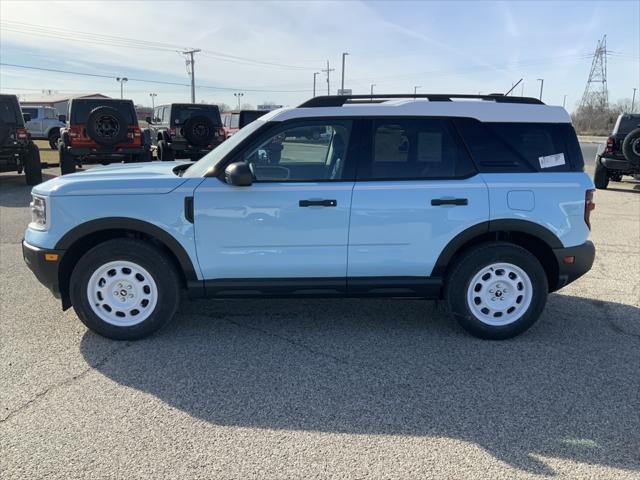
left=466, top=262, right=533, bottom=326
left=87, top=260, right=158, bottom=327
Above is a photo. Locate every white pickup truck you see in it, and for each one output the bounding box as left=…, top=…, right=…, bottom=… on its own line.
left=21, top=105, right=66, bottom=149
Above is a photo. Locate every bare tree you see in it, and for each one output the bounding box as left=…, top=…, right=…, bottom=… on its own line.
left=572, top=97, right=633, bottom=135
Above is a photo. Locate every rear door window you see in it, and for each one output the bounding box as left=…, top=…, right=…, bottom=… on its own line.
left=71, top=100, right=135, bottom=124
left=170, top=105, right=222, bottom=126
left=358, top=118, right=476, bottom=180
left=230, top=113, right=240, bottom=129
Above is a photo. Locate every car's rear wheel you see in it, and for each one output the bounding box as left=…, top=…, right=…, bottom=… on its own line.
left=70, top=239, right=180, bottom=340
left=48, top=129, right=60, bottom=150
left=445, top=242, right=548, bottom=339
left=157, top=140, right=174, bottom=161
left=594, top=159, right=609, bottom=190
left=24, top=142, right=43, bottom=185
left=59, top=143, right=76, bottom=175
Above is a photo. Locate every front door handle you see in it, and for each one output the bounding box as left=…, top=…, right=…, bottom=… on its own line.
left=431, top=198, right=468, bottom=206
left=299, top=199, right=337, bottom=207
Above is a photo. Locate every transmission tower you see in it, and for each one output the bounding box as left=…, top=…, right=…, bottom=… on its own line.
left=579, top=35, right=609, bottom=110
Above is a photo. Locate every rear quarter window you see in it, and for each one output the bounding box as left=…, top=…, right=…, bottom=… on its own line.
left=614, top=115, right=640, bottom=135
left=453, top=119, right=584, bottom=172
left=71, top=100, right=136, bottom=124
left=0, top=99, right=19, bottom=123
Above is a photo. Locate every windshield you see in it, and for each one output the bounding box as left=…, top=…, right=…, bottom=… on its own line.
left=183, top=119, right=266, bottom=177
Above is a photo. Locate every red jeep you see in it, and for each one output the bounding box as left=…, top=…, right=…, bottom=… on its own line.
left=59, top=98, right=151, bottom=174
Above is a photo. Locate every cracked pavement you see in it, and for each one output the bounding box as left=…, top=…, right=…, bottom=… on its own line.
left=1, top=145, right=639, bottom=479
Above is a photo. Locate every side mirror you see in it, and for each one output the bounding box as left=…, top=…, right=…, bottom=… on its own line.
left=58, top=114, right=66, bottom=123
left=23, top=113, right=31, bottom=122
left=145, top=116, right=152, bottom=124
left=225, top=162, right=253, bottom=186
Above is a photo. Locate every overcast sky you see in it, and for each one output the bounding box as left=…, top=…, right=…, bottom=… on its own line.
left=1, top=0, right=638, bottom=111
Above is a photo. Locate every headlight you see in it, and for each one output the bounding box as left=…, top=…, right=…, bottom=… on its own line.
left=29, top=195, right=48, bottom=230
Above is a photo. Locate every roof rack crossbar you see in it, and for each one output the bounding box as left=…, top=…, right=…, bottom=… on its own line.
left=298, top=94, right=544, bottom=108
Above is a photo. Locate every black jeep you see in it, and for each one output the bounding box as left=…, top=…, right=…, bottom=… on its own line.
left=594, top=113, right=640, bottom=189
left=147, top=103, right=225, bottom=161
left=58, top=98, right=151, bottom=175
left=0, top=94, right=42, bottom=185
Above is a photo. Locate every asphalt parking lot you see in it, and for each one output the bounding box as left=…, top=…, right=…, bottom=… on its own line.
left=1, top=143, right=639, bottom=479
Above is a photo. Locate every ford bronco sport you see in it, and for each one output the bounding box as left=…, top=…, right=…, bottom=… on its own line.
left=22, top=105, right=66, bottom=149
left=58, top=98, right=151, bottom=175
left=23, top=94, right=596, bottom=341
left=594, top=113, right=640, bottom=189
left=0, top=94, right=43, bottom=185
left=147, top=103, right=225, bottom=161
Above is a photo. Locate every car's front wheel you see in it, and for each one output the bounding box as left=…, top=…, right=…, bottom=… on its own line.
left=70, top=239, right=180, bottom=340
left=445, top=243, right=548, bottom=339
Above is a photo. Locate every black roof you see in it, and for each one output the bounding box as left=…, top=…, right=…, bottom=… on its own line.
left=299, top=93, right=545, bottom=108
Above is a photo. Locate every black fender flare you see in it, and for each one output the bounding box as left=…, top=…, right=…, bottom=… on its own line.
left=55, top=217, right=199, bottom=282
left=432, top=219, right=563, bottom=276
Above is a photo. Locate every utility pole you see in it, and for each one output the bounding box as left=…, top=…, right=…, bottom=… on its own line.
left=234, top=92, right=244, bottom=110
left=182, top=49, right=201, bottom=103
left=149, top=93, right=157, bottom=109
left=579, top=35, right=609, bottom=111
left=116, top=77, right=128, bottom=99
left=413, top=85, right=422, bottom=96
left=370, top=83, right=376, bottom=97
left=537, top=78, right=544, bottom=101
left=632, top=88, right=637, bottom=112
left=341, top=52, right=349, bottom=93
left=562, top=94, right=567, bottom=108
left=322, top=60, right=335, bottom=95
left=313, top=72, right=320, bottom=97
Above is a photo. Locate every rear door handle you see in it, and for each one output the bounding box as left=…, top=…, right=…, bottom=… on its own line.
left=431, top=198, right=468, bottom=206
left=299, top=199, right=337, bottom=207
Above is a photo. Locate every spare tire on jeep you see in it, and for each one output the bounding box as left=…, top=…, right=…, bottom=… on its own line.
left=622, top=127, right=640, bottom=165
left=183, top=115, right=215, bottom=146
left=86, top=106, right=128, bottom=146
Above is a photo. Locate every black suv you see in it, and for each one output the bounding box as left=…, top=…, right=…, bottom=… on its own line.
left=0, top=94, right=42, bottom=185
left=594, top=113, right=640, bottom=189
left=147, top=103, right=225, bottom=161
left=58, top=98, right=151, bottom=175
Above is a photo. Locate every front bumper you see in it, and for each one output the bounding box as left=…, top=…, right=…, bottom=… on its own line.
left=22, top=240, right=64, bottom=298
left=552, top=241, right=595, bottom=291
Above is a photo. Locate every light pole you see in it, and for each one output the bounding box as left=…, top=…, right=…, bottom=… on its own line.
left=370, top=83, right=376, bottom=97
left=413, top=85, right=422, bottom=96
left=632, top=88, right=637, bottom=112
left=341, top=52, right=349, bottom=93
left=537, top=78, right=544, bottom=101
left=313, top=72, right=320, bottom=97
left=116, top=77, right=128, bottom=99
left=149, top=93, right=157, bottom=109
left=233, top=92, right=244, bottom=110
left=563, top=94, right=567, bottom=108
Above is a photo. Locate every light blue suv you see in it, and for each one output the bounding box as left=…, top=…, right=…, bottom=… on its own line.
left=23, top=94, right=596, bottom=340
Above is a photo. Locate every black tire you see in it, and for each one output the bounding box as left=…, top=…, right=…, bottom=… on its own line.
left=594, top=159, right=610, bottom=190
left=69, top=238, right=181, bottom=340
left=622, top=128, right=640, bottom=164
left=24, top=143, right=43, bottom=185
left=86, top=106, right=128, bottom=146
left=445, top=242, right=548, bottom=340
left=59, top=143, right=76, bottom=175
left=48, top=128, right=60, bottom=150
left=157, top=140, right=174, bottom=161
left=183, top=115, right=215, bottom=146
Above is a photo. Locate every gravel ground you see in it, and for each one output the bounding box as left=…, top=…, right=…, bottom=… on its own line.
left=1, top=144, right=639, bottom=479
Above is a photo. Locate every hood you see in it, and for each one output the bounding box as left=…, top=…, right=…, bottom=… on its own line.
left=33, top=161, right=192, bottom=197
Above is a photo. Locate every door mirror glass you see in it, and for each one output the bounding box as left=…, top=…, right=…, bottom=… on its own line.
left=225, top=162, right=253, bottom=186
left=23, top=113, right=31, bottom=122
left=145, top=116, right=152, bottom=124
left=58, top=114, right=66, bottom=123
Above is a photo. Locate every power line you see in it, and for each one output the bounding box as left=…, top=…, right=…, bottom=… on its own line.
left=0, top=62, right=311, bottom=93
